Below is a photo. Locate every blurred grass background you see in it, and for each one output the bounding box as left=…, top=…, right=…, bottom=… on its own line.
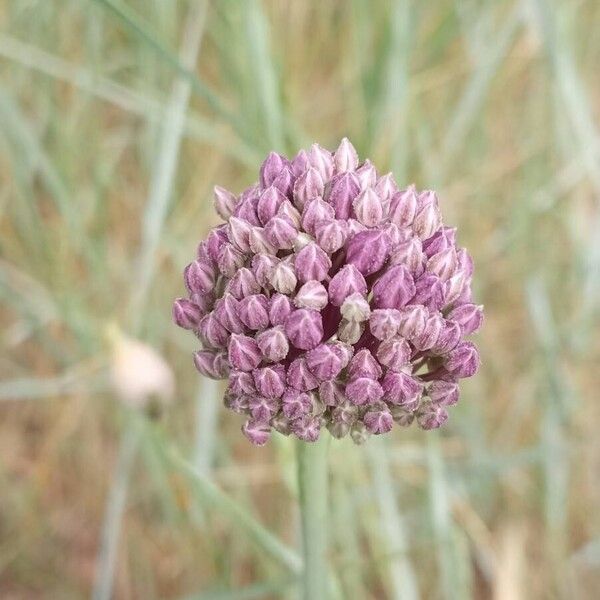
left=1, top=0, right=600, bottom=598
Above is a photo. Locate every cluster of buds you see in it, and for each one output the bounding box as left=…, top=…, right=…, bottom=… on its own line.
left=173, top=139, right=483, bottom=445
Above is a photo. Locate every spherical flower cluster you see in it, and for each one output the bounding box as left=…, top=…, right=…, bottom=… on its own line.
left=173, top=139, right=483, bottom=445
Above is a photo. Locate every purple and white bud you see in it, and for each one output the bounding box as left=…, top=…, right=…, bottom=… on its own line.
left=193, top=350, right=229, bottom=379
left=287, top=357, right=319, bottom=391
left=251, top=254, right=279, bottom=288
left=224, top=392, right=249, bottom=414
left=277, top=199, right=302, bottom=228
left=372, top=265, right=416, bottom=309
left=213, top=185, right=238, bottom=220
left=173, top=298, right=202, bottom=330
left=353, top=188, right=384, bottom=227
left=184, top=259, right=216, bottom=295
left=332, top=341, right=354, bottom=367
left=257, top=186, right=287, bottom=225
left=293, top=167, right=324, bottom=209
left=422, top=227, right=456, bottom=258
left=390, top=406, right=416, bottom=427
left=190, top=291, right=215, bottom=315
left=376, top=337, right=411, bottom=371
left=369, top=309, right=402, bottom=341
left=397, top=305, right=428, bottom=339
left=294, top=242, right=332, bottom=283
left=238, top=294, right=270, bottom=330
left=345, top=377, right=384, bottom=406
left=416, top=401, right=448, bottom=430
left=256, top=326, right=289, bottom=362
left=253, top=365, right=286, bottom=398
left=198, top=313, right=229, bottom=348
left=444, top=271, right=469, bottom=307
left=306, top=343, right=344, bottom=381
left=294, top=280, right=328, bottom=310
left=338, top=319, right=364, bottom=345
left=249, top=396, right=279, bottom=424
left=427, top=247, right=457, bottom=281
left=447, top=303, right=484, bottom=335
left=413, top=190, right=442, bottom=240
left=233, top=195, right=260, bottom=226
left=319, top=380, right=346, bottom=406
left=226, top=267, right=261, bottom=299
left=249, top=227, right=277, bottom=255
left=228, top=216, right=253, bottom=253
left=363, top=405, right=394, bottom=434
left=346, top=218, right=367, bottom=237
left=355, top=160, right=377, bottom=190
left=314, top=219, right=349, bottom=254
left=285, top=308, right=323, bottom=350
left=325, top=172, right=361, bottom=220
left=456, top=248, right=474, bottom=278
left=205, top=226, right=230, bottom=262
left=428, top=380, right=459, bottom=406
left=381, top=371, right=423, bottom=409
left=308, top=143, right=334, bottom=181
left=272, top=167, right=294, bottom=198
left=346, top=229, right=391, bottom=276
left=388, top=186, right=418, bottom=228
left=411, top=273, right=446, bottom=311
left=228, top=370, right=256, bottom=395
left=302, top=197, right=335, bottom=235
left=264, top=215, right=297, bottom=250
left=269, top=293, right=293, bottom=326
left=375, top=173, right=398, bottom=204
left=282, top=388, right=312, bottom=419
left=291, top=149, right=310, bottom=176
left=388, top=237, right=425, bottom=274
left=341, top=292, right=371, bottom=322
left=217, top=243, right=246, bottom=278
left=260, top=152, right=290, bottom=189
left=412, top=312, right=445, bottom=351
left=242, top=419, right=271, bottom=446
left=213, top=294, right=245, bottom=334
left=228, top=334, right=261, bottom=372
left=348, top=349, right=382, bottom=380
left=430, top=320, right=461, bottom=355
left=268, top=260, right=297, bottom=294
left=334, top=137, right=359, bottom=173
left=292, top=415, right=321, bottom=442
left=444, top=341, right=480, bottom=378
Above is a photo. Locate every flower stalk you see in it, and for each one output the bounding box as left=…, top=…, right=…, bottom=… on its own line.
left=297, top=434, right=330, bottom=600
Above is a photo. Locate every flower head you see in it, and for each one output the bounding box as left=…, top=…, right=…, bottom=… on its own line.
left=173, top=139, right=483, bottom=444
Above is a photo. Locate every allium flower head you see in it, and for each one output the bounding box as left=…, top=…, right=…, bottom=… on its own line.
left=173, top=139, right=483, bottom=445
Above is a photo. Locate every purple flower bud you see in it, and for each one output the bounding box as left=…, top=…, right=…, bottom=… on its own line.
left=306, top=343, right=344, bottom=381
left=233, top=194, right=260, bottom=226
left=325, top=172, right=361, bottom=219
left=282, top=388, right=312, bottom=419
left=228, top=216, right=253, bottom=253
left=332, top=341, right=354, bottom=367
left=292, top=415, right=321, bottom=442
left=255, top=326, right=289, bottom=362
left=287, top=357, right=319, bottom=391
left=291, top=149, right=310, bottom=176
left=388, top=237, right=425, bottom=274
left=364, top=405, right=394, bottom=434
left=388, top=186, right=418, bottom=228
left=295, top=243, right=332, bottom=283
left=348, top=349, right=382, bottom=380
left=302, top=197, right=335, bottom=236
left=213, top=294, right=245, bottom=334
left=431, top=320, right=461, bottom=355
left=198, top=313, right=229, bottom=348
left=193, top=350, right=229, bottom=379
left=412, top=312, right=445, bottom=351
left=355, top=160, right=377, bottom=190
left=260, top=151, right=290, bottom=188
left=447, top=303, right=484, bottom=335
left=397, top=305, right=428, bottom=339
left=381, top=371, right=423, bottom=409
left=293, top=167, right=324, bottom=209
left=369, top=309, right=402, bottom=341
left=269, top=293, right=293, bottom=326
left=228, top=334, right=261, bottom=371
left=340, top=292, right=371, bottom=322
left=427, top=247, right=457, bottom=281
left=228, top=370, right=256, bottom=395
left=375, top=173, right=398, bottom=204
left=190, top=291, right=215, bottom=315
left=416, top=401, right=448, bottom=430
left=319, top=380, right=346, bottom=406
left=285, top=308, right=324, bottom=350
left=390, top=406, right=415, bottom=427
left=238, top=294, right=270, bottom=330
left=338, top=319, right=364, bottom=345
left=413, top=190, right=442, bottom=239
left=353, top=188, right=384, bottom=227
left=376, top=337, right=411, bottom=371
left=445, top=271, right=469, bottom=307
left=249, top=227, right=277, bottom=255
left=269, top=260, right=298, bottom=294
left=226, top=267, right=261, bottom=299
left=253, top=365, right=286, bottom=398
left=272, top=167, right=295, bottom=198
left=428, top=380, right=459, bottom=406
left=372, top=265, right=415, bottom=309
left=411, top=273, right=446, bottom=311
left=334, top=137, right=359, bottom=173
left=314, top=219, right=348, bottom=254
left=345, top=377, right=384, bottom=406
left=456, top=248, right=474, bottom=278
left=263, top=215, right=297, bottom=250
left=277, top=199, right=302, bottom=228
left=206, top=226, right=230, bottom=262
left=248, top=254, right=276, bottom=288
left=257, top=186, right=287, bottom=225
left=382, top=222, right=406, bottom=246
left=294, top=280, right=328, bottom=310
left=184, top=260, right=216, bottom=295
left=444, top=341, right=480, bottom=378
left=346, top=229, right=392, bottom=276
left=347, top=218, right=367, bottom=236
left=328, top=264, right=368, bottom=306
left=173, top=298, right=202, bottom=330
left=213, top=185, right=238, bottom=220
left=242, top=418, right=271, bottom=445
left=308, top=143, right=334, bottom=181
left=217, top=243, right=246, bottom=278
left=224, top=392, right=249, bottom=414
left=422, top=227, right=456, bottom=258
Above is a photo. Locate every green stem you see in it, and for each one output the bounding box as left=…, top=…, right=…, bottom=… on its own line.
left=297, top=435, right=330, bottom=600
